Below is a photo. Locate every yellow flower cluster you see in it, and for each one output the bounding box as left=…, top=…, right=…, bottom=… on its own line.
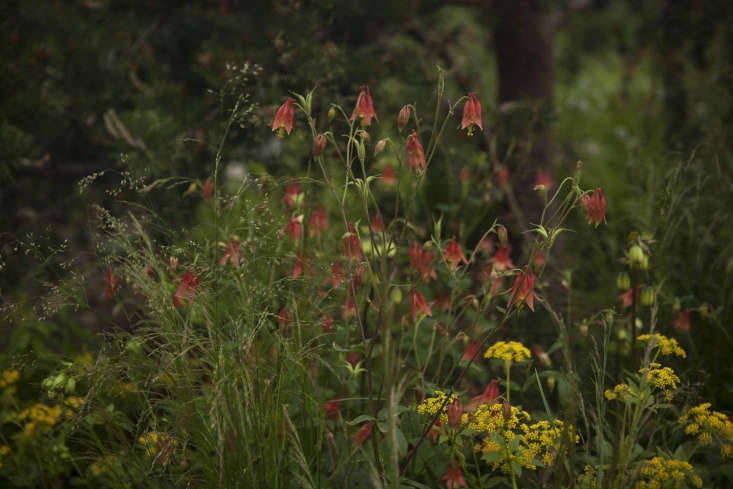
left=416, top=391, right=458, bottom=425
left=484, top=341, right=531, bottom=364
left=519, top=419, right=578, bottom=467
left=0, top=370, right=19, bottom=389
left=17, top=403, right=67, bottom=437
left=64, top=396, right=85, bottom=410
left=138, top=431, right=177, bottom=458
left=679, top=402, right=733, bottom=457
left=604, top=383, right=635, bottom=402
left=638, top=334, right=686, bottom=358
left=89, top=455, right=119, bottom=477
left=0, top=445, right=10, bottom=469
left=635, top=456, right=702, bottom=489
left=468, top=402, right=530, bottom=434
left=639, top=363, right=680, bottom=400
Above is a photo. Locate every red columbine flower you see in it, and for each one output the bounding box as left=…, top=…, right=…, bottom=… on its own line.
left=350, top=85, right=378, bottom=127
left=381, top=163, right=396, bottom=187
left=202, top=179, right=214, bottom=201
left=219, top=240, right=241, bottom=267
left=462, top=340, right=478, bottom=361
left=104, top=270, right=119, bottom=300
left=342, top=294, right=357, bottom=319
left=343, top=223, right=363, bottom=261
left=447, top=398, right=463, bottom=429
left=409, top=289, right=432, bottom=320
left=285, top=215, right=304, bottom=240
left=507, top=267, right=537, bottom=312
left=173, top=270, right=201, bottom=308
left=291, top=250, right=311, bottom=279
left=406, top=130, right=426, bottom=172
left=460, top=92, right=483, bottom=136
left=443, top=236, right=468, bottom=271
left=409, top=241, right=437, bottom=282
left=442, top=461, right=468, bottom=489
left=579, top=188, right=606, bottom=226
left=491, top=246, right=514, bottom=271
left=534, top=168, right=553, bottom=191
left=619, top=286, right=640, bottom=308
left=469, top=380, right=500, bottom=411
left=309, top=206, right=329, bottom=237
left=673, top=309, right=691, bottom=332
left=353, top=422, right=372, bottom=447
left=283, top=182, right=302, bottom=208
left=325, top=261, right=345, bottom=288
left=397, top=105, right=411, bottom=131
left=271, top=97, right=295, bottom=137
left=323, top=397, right=342, bottom=419
left=312, top=133, right=327, bottom=157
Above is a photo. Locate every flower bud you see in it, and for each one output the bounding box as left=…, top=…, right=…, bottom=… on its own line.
left=312, top=133, right=327, bottom=157
left=390, top=287, right=403, bottom=304
left=673, top=299, right=681, bottom=313
left=447, top=398, right=463, bottom=429
left=641, top=286, right=655, bottom=306
left=65, top=377, right=76, bottom=394
left=496, top=224, right=508, bottom=245
left=546, top=376, right=556, bottom=393
left=169, top=256, right=178, bottom=275
left=397, top=105, right=411, bottom=132
left=502, top=401, right=512, bottom=420
left=579, top=322, right=588, bottom=337
left=616, top=272, right=631, bottom=291
left=374, top=138, right=387, bottom=156
left=628, top=245, right=647, bottom=269
left=328, top=107, right=336, bottom=122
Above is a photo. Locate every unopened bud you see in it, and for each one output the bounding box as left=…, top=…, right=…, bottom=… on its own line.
left=673, top=299, right=681, bottom=313
left=328, top=107, right=336, bottom=122
left=617, top=272, right=631, bottom=291
left=397, top=105, right=411, bottom=132
left=546, top=376, right=556, bottom=393
left=65, top=377, right=76, bottom=394
left=628, top=245, right=647, bottom=269
left=641, top=287, right=655, bottom=306
left=312, top=133, right=327, bottom=157
left=496, top=224, right=508, bottom=245
left=390, top=287, right=403, bottom=304
left=448, top=398, right=463, bottom=429
left=374, top=139, right=387, bottom=156
left=169, top=256, right=178, bottom=275
left=502, top=401, right=512, bottom=420
left=579, top=322, right=588, bottom=337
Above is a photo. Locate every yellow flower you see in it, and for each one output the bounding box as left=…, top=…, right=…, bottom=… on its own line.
left=637, top=334, right=686, bottom=358
left=0, top=370, right=19, bottom=389
left=605, top=383, right=635, bottom=402
left=639, top=364, right=679, bottom=400
left=484, top=341, right=531, bottom=364
left=635, top=456, right=701, bottom=489
left=679, top=402, right=733, bottom=448
left=17, top=403, right=63, bottom=437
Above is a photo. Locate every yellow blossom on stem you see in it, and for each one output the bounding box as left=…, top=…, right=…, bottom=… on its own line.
left=484, top=341, right=531, bottom=365
left=637, top=334, right=686, bottom=358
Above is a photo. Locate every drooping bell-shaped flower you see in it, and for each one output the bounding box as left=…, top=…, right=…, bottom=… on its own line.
left=350, top=85, right=378, bottom=127
left=447, top=398, right=464, bottom=429
left=104, top=270, right=119, bottom=300
left=406, top=130, right=426, bottom=172
left=443, top=236, right=468, bottom=271
left=579, top=188, right=606, bottom=226
left=353, top=422, right=372, bottom=447
left=409, top=289, right=432, bottom=320
left=271, top=97, right=295, bottom=137
left=312, top=133, right=327, bottom=157
left=442, top=461, right=468, bottom=489
left=507, top=266, right=537, bottom=312
left=397, top=105, right=411, bottom=132
left=219, top=240, right=241, bottom=267
left=460, top=92, right=483, bottom=136
left=173, top=270, right=201, bottom=308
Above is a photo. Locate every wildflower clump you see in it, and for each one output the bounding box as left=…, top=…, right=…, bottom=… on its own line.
left=0, top=370, right=19, bottom=393
left=638, top=334, right=686, bottom=358
left=604, top=383, right=635, bottom=402
left=17, top=403, right=64, bottom=437
left=639, top=363, right=680, bottom=400
left=678, top=403, right=733, bottom=456
left=635, top=456, right=702, bottom=489
left=519, top=419, right=578, bottom=467
left=416, top=391, right=459, bottom=425
left=484, top=341, right=531, bottom=365
left=138, top=431, right=177, bottom=465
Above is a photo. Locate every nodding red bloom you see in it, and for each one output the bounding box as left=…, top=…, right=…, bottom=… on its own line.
left=459, top=166, right=471, bottom=182
left=291, top=250, right=311, bottom=279
left=507, top=267, right=537, bottom=312
left=579, top=188, right=606, bottom=226
left=397, top=105, right=411, bottom=131
left=173, top=270, right=201, bottom=308
left=325, top=261, right=345, bottom=288
left=491, top=246, right=514, bottom=271
left=673, top=309, right=691, bottom=332
left=460, top=92, right=483, bottom=136
left=271, top=97, right=295, bottom=137
left=447, top=398, right=464, bottom=429
left=619, top=286, right=640, bottom=308
left=323, top=397, right=342, bottom=419
left=104, top=270, right=119, bottom=300
left=312, top=133, right=327, bottom=157
left=409, top=289, right=432, bottom=320
left=534, top=168, right=553, bottom=191
left=434, top=293, right=452, bottom=313
left=462, top=341, right=479, bottom=361
left=347, top=352, right=360, bottom=368
left=469, top=380, right=500, bottom=411
left=350, top=85, right=378, bottom=127
left=309, top=206, right=329, bottom=237
left=370, top=215, right=384, bottom=233
left=443, top=461, right=468, bottom=489
left=283, top=182, right=302, bottom=208
left=532, top=344, right=552, bottom=367
left=409, top=241, right=437, bottom=282
left=342, top=223, right=363, bottom=261
left=342, top=294, right=357, bottom=319
left=202, top=179, right=214, bottom=201
left=353, top=422, right=372, bottom=447
left=443, top=236, right=468, bottom=271
left=533, top=252, right=546, bottom=268
left=219, top=240, right=241, bottom=267
left=320, top=314, right=333, bottom=333
left=278, top=307, right=291, bottom=328
left=496, top=165, right=509, bottom=186
left=406, top=130, right=426, bottom=172
left=381, top=163, right=396, bottom=187
left=285, top=215, right=304, bottom=240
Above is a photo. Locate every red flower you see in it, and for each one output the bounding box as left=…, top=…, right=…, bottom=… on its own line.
left=173, top=270, right=201, bottom=308
left=496, top=165, right=509, bottom=186
left=312, top=133, right=327, bottom=157
left=579, top=188, right=606, bottom=226
left=460, top=92, right=483, bottom=136
left=409, top=241, right=437, bottom=283
left=202, top=179, right=214, bottom=201
left=347, top=352, right=360, bottom=367
left=462, top=341, right=479, bottom=361
left=532, top=344, right=552, bottom=367
left=619, top=286, right=640, bottom=308
left=673, top=309, right=691, bottom=332
left=533, top=252, right=546, bottom=268
left=507, top=267, right=537, bottom=312
left=442, top=461, right=468, bottom=489
left=397, top=105, right=411, bottom=132
left=291, top=250, right=311, bottom=279
left=271, top=97, right=295, bottom=137
left=219, top=240, right=241, bottom=267
left=283, top=182, right=302, bottom=208
left=469, top=380, right=500, bottom=411
left=353, top=422, right=372, bottom=447
left=309, top=206, right=329, bottom=237
left=285, top=215, right=304, bottom=240
left=342, top=294, right=357, bottom=319
left=381, top=163, right=396, bottom=187
left=323, top=397, right=342, bottom=419
left=491, top=246, right=514, bottom=271
left=443, top=236, right=468, bottom=271
left=406, top=130, right=426, bottom=172
left=434, top=293, right=452, bottom=312
left=104, top=270, right=119, bottom=300
left=447, top=398, right=463, bottom=429
left=350, top=85, right=378, bottom=127
left=534, top=168, right=553, bottom=191
left=325, top=261, right=345, bottom=288
left=320, top=314, right=333, bottom=333
left=370, top=215, right=384, bottom=233
left=409, top=289, right=432, bottom=320
left=459, top=166, right=471, bottom=182
left=343, top=223, right=363, bottom=261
